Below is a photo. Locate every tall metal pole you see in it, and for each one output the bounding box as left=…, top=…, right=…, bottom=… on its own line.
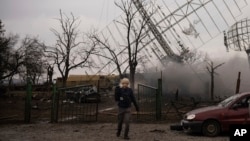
left=235, top=72, right=241, bottom=94
left=156, top=78, right=162, bottom=120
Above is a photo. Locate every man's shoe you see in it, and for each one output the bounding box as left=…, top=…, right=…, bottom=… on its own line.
left=124, top=136, right=130, bottom=140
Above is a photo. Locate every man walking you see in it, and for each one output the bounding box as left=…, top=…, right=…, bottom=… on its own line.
left=115, top=78, right=139, bottom=140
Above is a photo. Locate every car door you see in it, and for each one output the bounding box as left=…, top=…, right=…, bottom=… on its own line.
left=224, top=96, right=250, bottom=125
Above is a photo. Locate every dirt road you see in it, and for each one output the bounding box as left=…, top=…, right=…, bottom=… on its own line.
left=0, top=123, right=229, bottom=141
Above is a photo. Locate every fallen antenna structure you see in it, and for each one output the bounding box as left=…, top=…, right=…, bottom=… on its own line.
left=91, top=0, right=248, bottom=75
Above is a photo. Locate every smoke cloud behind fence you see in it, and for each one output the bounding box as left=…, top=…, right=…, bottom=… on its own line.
left=140, top=54, right=250, bottom=101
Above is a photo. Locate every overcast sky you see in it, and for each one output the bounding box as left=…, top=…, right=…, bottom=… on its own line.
left=1, top=0, right=250, bottom=79
left=1, top=0, right=249, bottom=55
left=0, top=0, right=120, bottom=44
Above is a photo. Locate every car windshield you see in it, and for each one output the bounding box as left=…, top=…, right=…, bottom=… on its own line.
left=218, top=95, right=241, bottom=107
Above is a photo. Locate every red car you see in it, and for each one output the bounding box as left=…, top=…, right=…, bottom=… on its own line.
left=181, top=92, right=250, bottom=136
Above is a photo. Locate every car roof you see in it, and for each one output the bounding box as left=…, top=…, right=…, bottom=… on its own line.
left=237, top=92, right=250, bottom=97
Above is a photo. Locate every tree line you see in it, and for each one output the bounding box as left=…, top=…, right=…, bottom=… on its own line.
left=0, top=0, right=153, bottom=89
left=0, top=21, right=47, bottom=86
left=0, top=0, right=210, bottom=90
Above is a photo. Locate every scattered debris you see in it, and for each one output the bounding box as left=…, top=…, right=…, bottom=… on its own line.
left=182, top=22, right=200, bottom=38
left=0, top=115, right=18, bottom=120
left=150, top=129, right=166, bottom=133
left=32, top=103, right=39, bottom=109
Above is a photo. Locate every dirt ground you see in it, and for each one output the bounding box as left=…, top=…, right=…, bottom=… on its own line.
left=0, top=90, right=228, bottom=141
left=0, top=123, right=229, bottom=141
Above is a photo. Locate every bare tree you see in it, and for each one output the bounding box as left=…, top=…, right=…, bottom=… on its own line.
left=0, top=20, right=24, bottom=82
left=18, top=36, right=47, bottom=84
left=206, top=61, right=225, bottom=101
left=45, top=10, right=96, bottom=87
left=90, top=34, right=124, bottom=79
left=115, top=0, right=151, bottom=90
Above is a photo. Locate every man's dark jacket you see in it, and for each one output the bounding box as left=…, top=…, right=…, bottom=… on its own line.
left=115, top=86, right=139, bottom=111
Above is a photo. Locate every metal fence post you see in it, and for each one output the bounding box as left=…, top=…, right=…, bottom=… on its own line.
left=50, top=85, right=53, bottom=123
left=96, top=80, right=100, bottom=121
left=51, top=84, right=57, bottom=123
left=156, top=78, right=162, bottom=120
left=55, top=88, right=59, bottom=122
left=137, top=84, right=140, bottom=121
left=24, top=79, right=32, bottom=123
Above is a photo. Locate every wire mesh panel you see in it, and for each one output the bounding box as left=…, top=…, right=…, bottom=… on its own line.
left=54, top=85, right=99, bottom=123
left=225, top=18, right=250, bottom=66
left=226, top=18, right=250, bottom=51
left=137, top=84, right=158, bottom=122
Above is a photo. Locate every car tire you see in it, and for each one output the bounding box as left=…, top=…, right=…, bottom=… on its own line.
left=202, top=120, right=221, bottom=137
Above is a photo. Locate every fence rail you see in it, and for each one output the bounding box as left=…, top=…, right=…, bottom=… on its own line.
left=51, top=84, right=99, bottom=123
left=3, top=77, right=198, bottom=124
left=137, top=79, right=162, bottom=121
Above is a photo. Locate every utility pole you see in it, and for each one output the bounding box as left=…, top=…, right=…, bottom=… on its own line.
left=235, top=72, right=241, bottom=94
left=206, top=61, right=225, bottom=101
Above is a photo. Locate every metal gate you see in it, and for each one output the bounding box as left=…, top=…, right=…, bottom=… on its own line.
left=137, top=79, right=162, bottom=121
left=51, top=85, right=99, bottom=123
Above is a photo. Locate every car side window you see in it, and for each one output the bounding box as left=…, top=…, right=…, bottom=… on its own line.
left=234, top=96, right=250, bottom=109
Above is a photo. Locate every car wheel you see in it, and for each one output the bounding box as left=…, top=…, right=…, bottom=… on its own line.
left=202, top=120, right=220, bottom=137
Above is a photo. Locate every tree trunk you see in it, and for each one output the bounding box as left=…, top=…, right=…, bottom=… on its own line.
left=117, top=67, right=123, bottom=79
left=211, top=70, right=214, bottom=101
left=62, top=78, right=67, bottom=87
left=7, top=75, right=13, bottom=97
left=62, top=70, right=69, bottom=87
left=31, top=75, right=36, bottom=85
left=62, top=76, right=67, bottom=87
left=129, top=67, right=136, bottom=90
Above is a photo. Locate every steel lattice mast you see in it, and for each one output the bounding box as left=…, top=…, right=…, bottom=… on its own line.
left=91, top=0, right=248, bottom=75
left=132, top=0, right=183, bottom=62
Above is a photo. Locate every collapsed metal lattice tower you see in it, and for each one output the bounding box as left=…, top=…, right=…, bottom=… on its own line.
left=132, top=0, right=183, bottom=62
left=91, top=0, right=248, bottom=75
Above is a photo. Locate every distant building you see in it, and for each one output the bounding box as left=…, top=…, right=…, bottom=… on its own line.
left=56, top=74, right=119, bottom=90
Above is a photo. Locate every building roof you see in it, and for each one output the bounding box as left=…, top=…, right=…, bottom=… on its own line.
left=66, top=75, right=99, bottom=81
left=66, top=74, right=117, bottom=82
